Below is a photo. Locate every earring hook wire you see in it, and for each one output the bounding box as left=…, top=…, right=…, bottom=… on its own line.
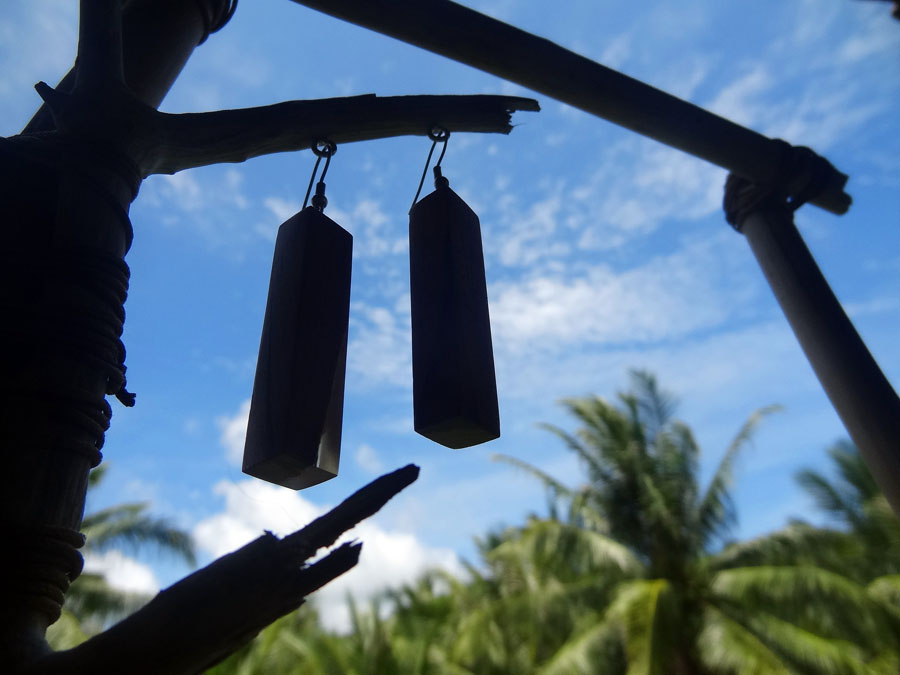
left=410, top=127, right=450, bottom=212
left=303, top=140, right=336, bottom=210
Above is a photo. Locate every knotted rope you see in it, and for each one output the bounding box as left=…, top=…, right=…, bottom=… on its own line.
left=724, top=139, right=840, bottom=231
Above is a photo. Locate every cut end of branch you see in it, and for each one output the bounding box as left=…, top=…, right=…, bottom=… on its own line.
left=34, top=81, right=65, bottom=110
left=293, top=542, right=363, bottom=598
left=286, top=464, right=420, bottom=556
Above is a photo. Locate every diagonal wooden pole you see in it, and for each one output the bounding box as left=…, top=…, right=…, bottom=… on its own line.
left=287, top=0, right=851, bottom=215
left=724, top=178, right=900, bottom=514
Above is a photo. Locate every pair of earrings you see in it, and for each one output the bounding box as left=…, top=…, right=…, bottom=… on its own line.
left=243, top=132, right=499, bottom=490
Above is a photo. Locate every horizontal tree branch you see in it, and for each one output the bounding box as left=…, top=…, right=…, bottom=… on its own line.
left=138, top=94, right=539, bottom=176
left=26, top=465, right=420, bottom=675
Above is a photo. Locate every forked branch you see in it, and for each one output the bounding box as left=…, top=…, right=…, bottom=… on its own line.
left=26, top=465, right=420, bottom=675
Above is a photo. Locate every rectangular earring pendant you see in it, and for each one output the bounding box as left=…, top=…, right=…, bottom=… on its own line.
left=409, top=185, right=500, bottom=448
left=243, top=207, right=352, bottom=489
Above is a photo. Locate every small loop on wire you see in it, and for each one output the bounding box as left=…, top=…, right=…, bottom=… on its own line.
left=427, top=127, right=450, bottom=143
left=303, top=140, right=336, bottom=210
left=411, top=127, right=450, bottom=212
left=313, top=140, right=337, bottom=158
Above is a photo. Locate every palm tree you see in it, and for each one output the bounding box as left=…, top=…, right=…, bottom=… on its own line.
left=199, top=379, right=900, bottom=674
left=796, top=441, right=900, bottom=580
left=490, top=371, right=896, bottom=674
left=47, top=464, right=197, bottom=644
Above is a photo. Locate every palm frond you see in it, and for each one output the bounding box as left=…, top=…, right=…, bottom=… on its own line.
left=492, top=453, right=575, bottom=502
left=709, top=523, right=862, bottom=573
left=867, top=574, right=900, bottom=632
left=82, top=505, right=196, bottom=566
left=608, top=579, right=674, bottom=675
left=537, top=420, right=613, bottom=487
left=796, top=469, right=857, bottom=524
left=537, top=615, right=622, bottom=675
left=712, top=565, right=870, bottom=608
left=46, top=610, right=88, bottom=651
left=698, top=606, right=793, bottom=675
left=698, top=405, right=781, bottom=548
left=63, top=572, right=150, bottom=628
left=735, top=610, right=871, bottom=674
left=491, top=518, right=643, bottom=579
left=830, top=440, right=880, bottom=504
left=868, top=574, right=900, bottom=605
left=87, top=464, right=109, bottom=489
left=710, top=565, right=890, bottom=644
left=628, top=369, right=678, bottom=440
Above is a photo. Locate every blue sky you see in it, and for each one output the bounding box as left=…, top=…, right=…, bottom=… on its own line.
left=2, top=1, right=899, bottom=630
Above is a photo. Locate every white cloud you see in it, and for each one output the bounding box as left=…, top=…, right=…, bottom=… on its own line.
left=0, top=2, right=77, bottom=134
left=599, top=32, right=632, bottom=70
left=263, top=196, right=301, bottom=223
left=490, top=234, right=750, bottom=349
left=355, top=443, right=384, bottom=474
left=192, top=479, right=461, bottom=632
left=154, top=169, right=249, bottom=213
left=706, top=65, right=771, bottom=129
left=703, top=15, right=895, bottom=152
left=347, top=301, right=411, bottom=389
left=492, top=191, right=571, bottom=267
left=218, top=399, right=251, bottom=467
left=329, top=199, right=403, bottom=258
left=568, top=139, right=725, bottom=252
left=83, top=551, right=160, bottom=595
left=258, top=196, right=405, bottom=256
left=161, top=172, right=205, bottom=212
left=834, top=5, right=900, bottom=65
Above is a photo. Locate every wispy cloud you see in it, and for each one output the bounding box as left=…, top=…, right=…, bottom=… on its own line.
left=257, top=195, right=406, bottom=258
left=491, top=191, right=570, bottom=267
left=148, top=168, right=249, bottom=213
left=355, top=443, right=384, bottom=474
left=83, top=550, right=160, bottom=595
left=218, top=399, right=251, bottom=467
left=347, top=301, right=411, bottom=389
left=478, top=136, right=725, bottom=273
left=0, top=3, right=77, bottom=133
left=490, top=233, right=752, bottom=350
left=329, top=198, right=406, bottom=258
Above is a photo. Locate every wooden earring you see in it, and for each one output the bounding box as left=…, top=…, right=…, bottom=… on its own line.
left=408, top=128, right=500, bottom=448
left=243, top=140, right=353, bottom=489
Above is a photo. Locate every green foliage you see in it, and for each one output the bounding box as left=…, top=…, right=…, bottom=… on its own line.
left=211, top=374, right=900, bottom=674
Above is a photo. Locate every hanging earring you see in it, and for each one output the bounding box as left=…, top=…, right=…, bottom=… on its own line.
left=243, top=140, right=353, bottom=489
left=408, top=127, right=500, bottom=449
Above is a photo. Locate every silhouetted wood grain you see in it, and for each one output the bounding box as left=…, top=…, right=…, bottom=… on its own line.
left=243, top=207, right=352, bottom=489
left=409, top=184, right=500, bottom=448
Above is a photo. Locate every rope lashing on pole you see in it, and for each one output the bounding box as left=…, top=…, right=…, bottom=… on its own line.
left=0, top=246, right=134, bottom=462
left=0, top=138, right=136, bottom=467
left=724, top=140, right=841, bottom=230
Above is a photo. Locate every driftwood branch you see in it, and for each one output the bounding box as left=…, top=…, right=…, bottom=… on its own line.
left=139, top=94, right=540, bottom=176
left=26, top=465, right=420, bottom=675
left=27, top=83, right=539, bottom=178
